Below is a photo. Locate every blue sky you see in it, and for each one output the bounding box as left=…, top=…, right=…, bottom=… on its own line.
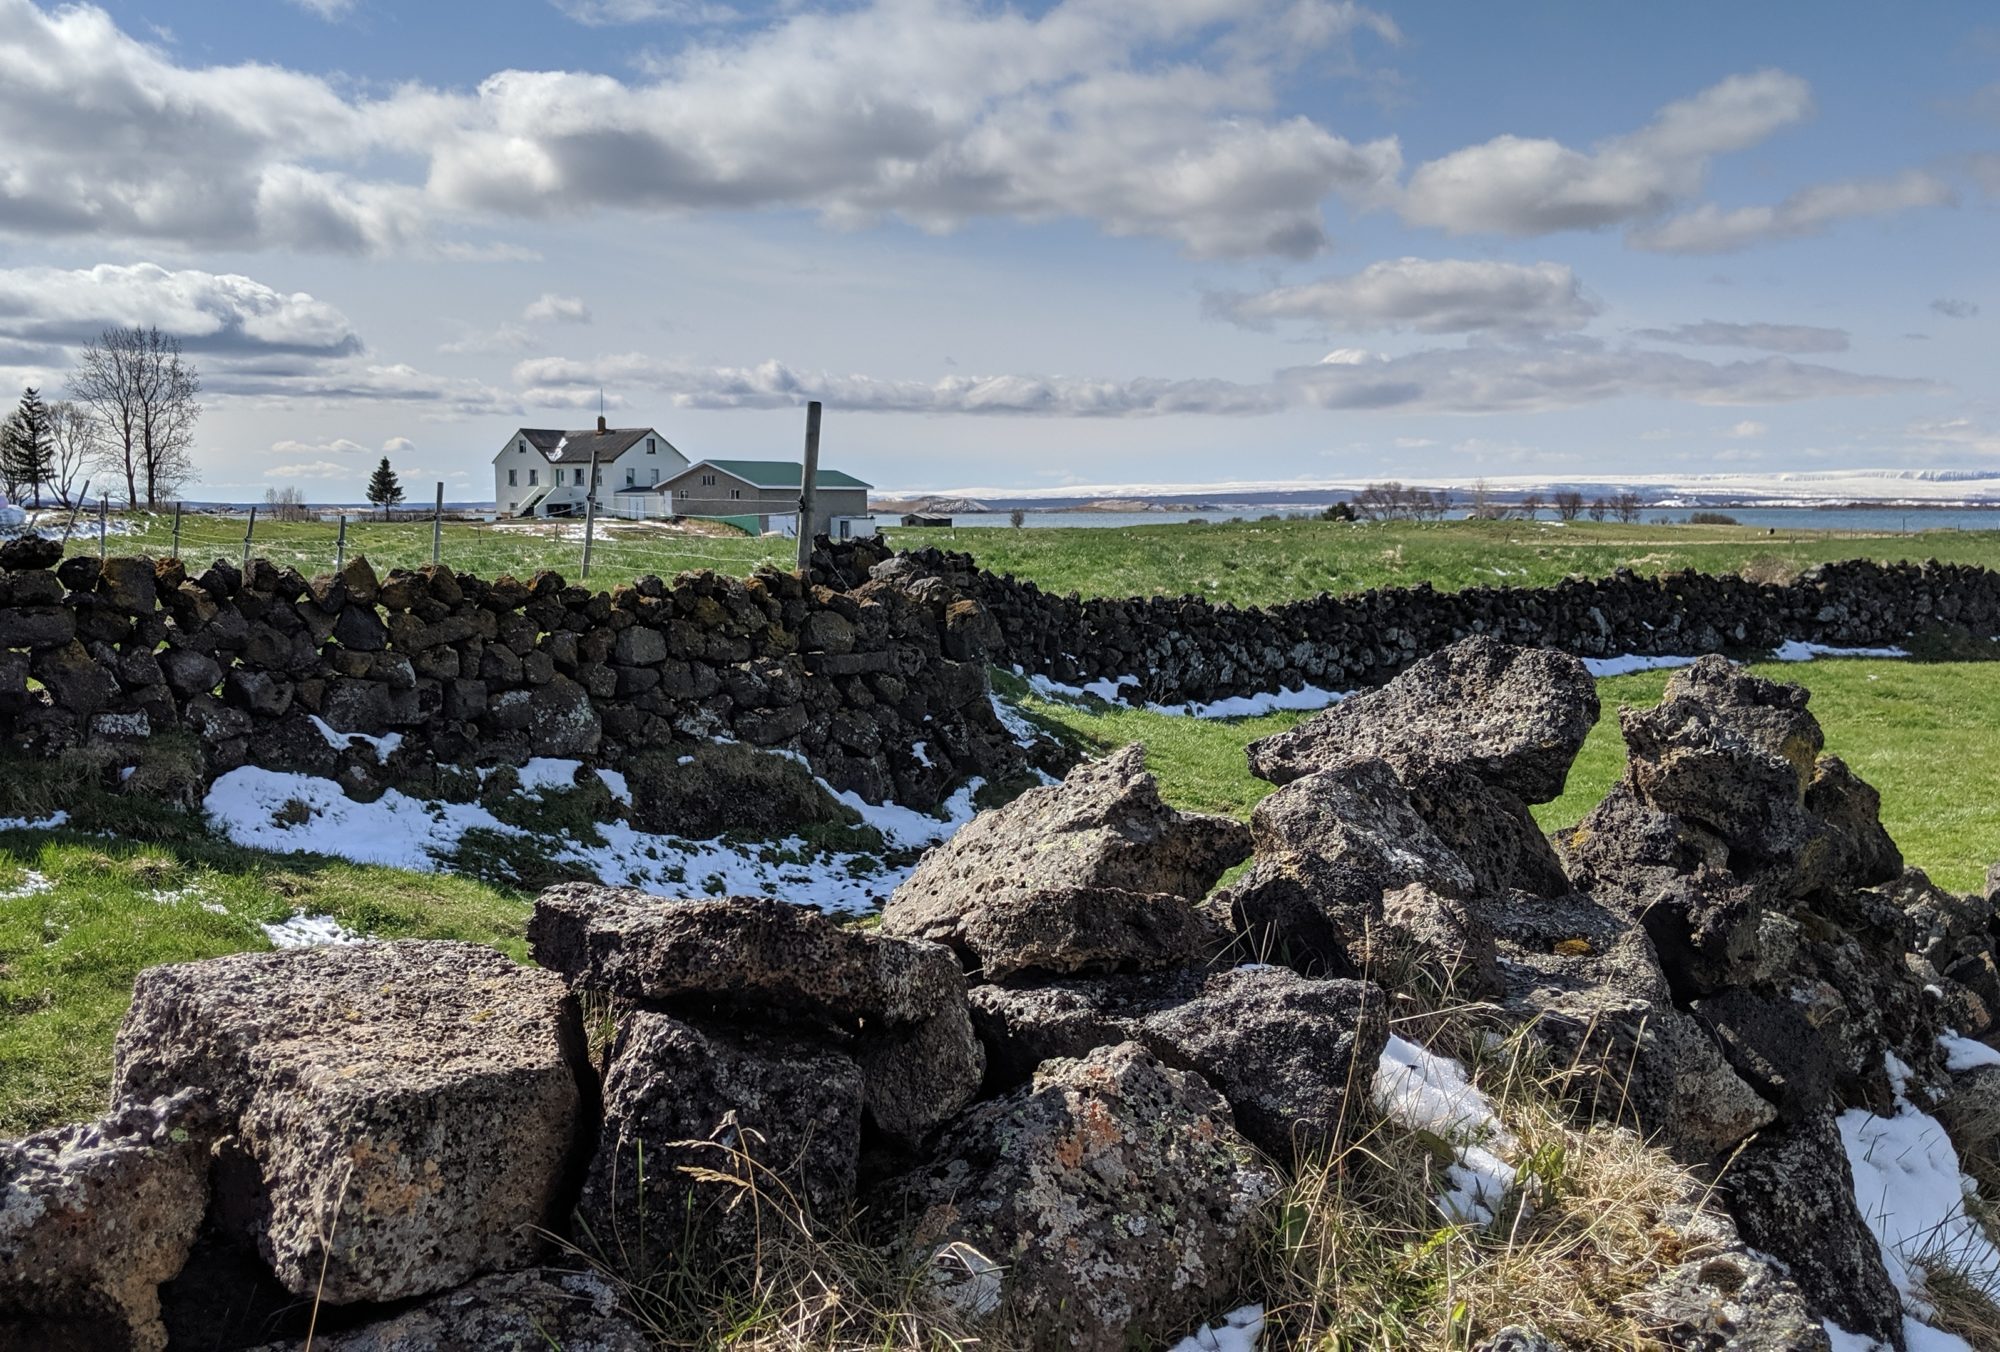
left=0, top=0, right=1994, bottom=499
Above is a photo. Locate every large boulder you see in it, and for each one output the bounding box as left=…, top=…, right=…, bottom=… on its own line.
left=1398, top=757, right=1572, bottom=899
left=884, top=1042, right=1277, bottom=1351
left=1476, top=889, right=1774, bottom=1162
left=529, top=889, right=983, bottom=1145
left=1719, top=1111, right=1904, bottom=1346
left=0, top=1093, right=210, bottom=1352
left=246, top=1268, right=651, bottom=1351
left=969, top=965, right=1388, bottom=1158
left=1619, top=1179, right=1831, bottom=1351
left=1245, top=636, right=1598, bottom=803
left=1212, top=758, right=1476, bottom=978
left=1614, top=657, right=1828, bottom=881
left=880, top=744, right=1249, bottom=976
left=109, top=942, right=585, bottom=1306
left=579, top=1011, right=864, bottom=1275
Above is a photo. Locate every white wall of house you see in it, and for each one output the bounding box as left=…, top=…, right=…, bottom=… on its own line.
left=492, top=429, right=686, bottom=517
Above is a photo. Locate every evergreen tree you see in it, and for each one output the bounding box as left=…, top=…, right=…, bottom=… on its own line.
left=5, top=388, right=53, bottom=506
left=366, top=456, right=405, bottom=520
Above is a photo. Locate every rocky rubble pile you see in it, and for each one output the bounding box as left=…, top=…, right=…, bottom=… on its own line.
left=0, top=537, right=1049, bottom=812
left=828, top=537, right=2000, bottom=708
left=7, top=635, right=2000, bottom=1349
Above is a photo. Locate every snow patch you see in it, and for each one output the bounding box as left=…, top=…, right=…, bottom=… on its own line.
left=307, top=715, right=403, bottom=764
left=1372, top=1034, right=1518, bottom=1226
left=1167, top=1304, right=1264, bottom=1352
left=203, top=763, right=938, bottom=914
left=1025, top=672, right=1347, bottom=719
left=1773, top=640, right=1911, bottom=662
left=0, top=869, right=55, bottom=899
left=1940, top=1032, right=2000, bottom=1073
left=1838, top=1054, right=1997, bottom=1351
left=262, top=913, right=362, bottom=948
left=1583, top=653, right=1702, bottom=677
left=0, top=811, right=67, bottom=832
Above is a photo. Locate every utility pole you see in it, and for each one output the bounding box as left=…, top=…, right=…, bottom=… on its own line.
left=241, top=505, right=256, bottom=570
left=581, top=451, right=600, bottom=581
left=796, top=399, right=822, bottom=573
left=431, top=483, right=443, bottom=564
left=335, top=514, right=347, bottom=573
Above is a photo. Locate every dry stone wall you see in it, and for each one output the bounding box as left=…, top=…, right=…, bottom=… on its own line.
left=840, top=541, right=2000, bottom=704
left=0, top=536, right=1032, bottom=810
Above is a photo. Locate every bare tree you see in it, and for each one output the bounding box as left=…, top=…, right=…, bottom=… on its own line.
left=1614, top=491, right=1643, bottom=523
left=1553, top=489, right=1585, bottom=522
left=1468, top=479, right=1503, bottom=520
left=1517, top=491, right=1545, bottom=520
left=68, top=326, right=202, bottom=508
left=44, top=400, right=98, bottom=509
left=1588, top=496, right=1609, bottom=522
left=264, top=485, right=310, bottom=522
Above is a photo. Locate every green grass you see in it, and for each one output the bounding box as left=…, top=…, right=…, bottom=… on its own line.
left=888, top=517, right=2000, bottom=608
left=66, top=510, right=795, bottom=585
left=0, top=800, right=530, bottom=1135
left=1008, top=659, right=2000, bottom=895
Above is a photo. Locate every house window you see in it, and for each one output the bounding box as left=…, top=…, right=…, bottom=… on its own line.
left=593, top=469, right=603, bottom=487
left=574, top=468, right=585, bottom=486
left=518, top=441, right=526, bottom=453
left=508, top=469, right=517, bottom=486
left=625, top=468, right=635, bottom=486
left=508, top=501, right=517, bottom=511
left=528, top=468, right=538, bottom=485
left=701, top=473, right=716, bottom=487
left=647, top=438, right=656, bottom=454
left=730, top=488, right=741, bottom=500
left=649, top=469, right=659, bottom=486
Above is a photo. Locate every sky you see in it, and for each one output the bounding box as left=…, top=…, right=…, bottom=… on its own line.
left=0, top=0, right=1995, bottom=501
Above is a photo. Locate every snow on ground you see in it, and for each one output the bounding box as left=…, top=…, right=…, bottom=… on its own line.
left=0, top=811, right=67, bottom=832
left=308, top=715, right=403, bottom=763
left=203, top=761, right=944, bottom=914
left=1773, top=640, right=1912, bottom=662
left=821, top=778, right=982, bottom=850
left=1940, top=1032, right=2000, bottom=1073
left=1166, top=1304, right=1264, bottom=1352
left=1371, top=1034, right=1518, bottom=1226
left=1025, top=672, right=1350, bottom=719
left=0, top=868, right=55, bottom=899
left=262, top=913, right=363, bottom=948
left=1021, top=642, right=1923, bottom=715
left=1833, top=1052, right=2000, bottom=1351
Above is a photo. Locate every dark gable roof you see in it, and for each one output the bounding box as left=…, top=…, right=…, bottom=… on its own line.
left=510, top=427, right=666, bottom=464
left=686, top=459, right=873, bottom=490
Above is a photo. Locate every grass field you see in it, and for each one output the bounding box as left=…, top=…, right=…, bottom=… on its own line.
left=891, top=517, right=2000, bottom=608
left=58, top=510, right=796, bottom=583
left=1005, top=658, right=2000, bottom=894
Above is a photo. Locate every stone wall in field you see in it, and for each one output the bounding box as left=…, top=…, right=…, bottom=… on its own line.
left=0, top=536, right=1042, bottom=811
left=826, top=540, right=2000, bottom=704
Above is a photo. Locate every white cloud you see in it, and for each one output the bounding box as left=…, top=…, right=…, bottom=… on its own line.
left=1399, top=70, right=1813, bottom=235
left=269, top=459, right=353, bottom=479
left=515, top=339, right=1931, bottom=420
left=214, top=362, right=519, bottom=418
left=1281, top=339, right=1933, bottom=414
left=1631, top=319, right=1850, bottom=354
left=523, top=292, right=591, bottom=323
left=0, top=0, right=1403, bottom=259
left=1208, top=258, right=1598, bottom=333
left=1628, top=168, right=1955, bottom=252
left=287, top=0, right=357, bottom=18
left=271, top=437, right=370, bottom=457
left=382, top=436, right=416, bottom=453
left=0, top=262, right=361, bottom=353
left=551, top=0, right=742, bottom=24
left=439, top=323, right=532, bottom=354
left=1931, top=297, right=1980, bottom=319
left=1726, top=420, right=1768, bottom=438
left=513, top=351, right=1287, bottom=416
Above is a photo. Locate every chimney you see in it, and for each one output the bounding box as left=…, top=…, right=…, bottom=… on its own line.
left=596, top=414, right=607, bottom=433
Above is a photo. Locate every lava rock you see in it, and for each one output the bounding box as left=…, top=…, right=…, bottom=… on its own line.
left=109, top=942, right=585, bottom=1305
left=884, top=1042, right=1277, bottom=1351
left=245, top=1268, right=651, bottom=1352
left=1245, top=636, right=1598, bottom=803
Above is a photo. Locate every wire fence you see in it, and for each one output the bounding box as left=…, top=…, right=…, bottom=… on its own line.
left=53, top=501, right=803, bottom=587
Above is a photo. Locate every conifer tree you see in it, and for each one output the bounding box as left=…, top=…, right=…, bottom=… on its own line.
left=366, top=456, right=405, bottom=520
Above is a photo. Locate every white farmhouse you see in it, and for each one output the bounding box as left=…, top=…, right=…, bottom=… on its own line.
left=492, top=417, right=689, bottom=518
